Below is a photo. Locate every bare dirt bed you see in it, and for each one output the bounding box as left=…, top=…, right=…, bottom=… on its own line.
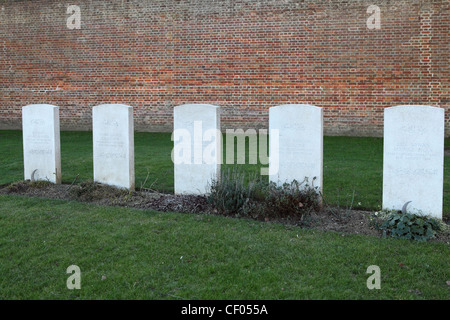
left=1, top=180, right=449, bottom=243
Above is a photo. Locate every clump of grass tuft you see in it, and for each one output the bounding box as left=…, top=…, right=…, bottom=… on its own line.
left=7, top=180, right=31, bottom=193
left=6, top=180, right=53, bottom=193
left=29, top=180, right=54, bottom=188
left=69, top=180, right=130, bottom=202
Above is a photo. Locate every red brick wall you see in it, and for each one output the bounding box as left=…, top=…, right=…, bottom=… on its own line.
left=0, top=0, right=448, bottom=136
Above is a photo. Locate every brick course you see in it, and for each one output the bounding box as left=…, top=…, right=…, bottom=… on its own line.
left=0, top=0, right=448, bottom=136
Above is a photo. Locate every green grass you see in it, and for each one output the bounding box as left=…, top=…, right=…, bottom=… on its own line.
left=323, top=136, right=384, bottom=211
left=1, top=130, right=450, bottom=217
left=1, top=130, right=449, bottom=300
left=0, top=195, right=448, bottom=300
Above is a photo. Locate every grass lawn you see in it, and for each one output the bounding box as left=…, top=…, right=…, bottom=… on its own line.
left=0, top=130, right=449, bottom=300
left=0, top=195, right=448, bottom=300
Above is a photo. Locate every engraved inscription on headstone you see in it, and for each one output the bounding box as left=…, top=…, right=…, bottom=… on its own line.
left=269, top=104, right=323, bottom=193
left=383, top=105, right=444, bottom=219
left=92, top=104, right=135, bottom=190
left=173, top=104, right=221, bottom=195
left=22, top=104, right=61, bottom=184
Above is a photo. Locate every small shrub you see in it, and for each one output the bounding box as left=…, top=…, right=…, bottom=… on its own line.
left=375, top=210, right=441, bottom=242
left=207, top=167, right=264, bottom=217
left=207, top=167, right=321, bottom=220
left=264, top=179, right=321, bottom=219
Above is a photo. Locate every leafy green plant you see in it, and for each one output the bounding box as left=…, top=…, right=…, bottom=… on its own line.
left=376, top=210, right=441, bottom=242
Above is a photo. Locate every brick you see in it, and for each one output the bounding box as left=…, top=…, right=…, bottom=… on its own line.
left=0, top=0, right=448, bottom=136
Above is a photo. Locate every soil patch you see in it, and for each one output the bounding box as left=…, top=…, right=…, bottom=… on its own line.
left=1, top=180, right=449, bottom=243
left=444, top=147, right=450, bottom=157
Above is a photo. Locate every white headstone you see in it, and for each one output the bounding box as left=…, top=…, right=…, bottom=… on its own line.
left=92, top=104, right=135, bottom=190
left=269, top=104, right=323, bottom=193
left=173, top=104, right=221, bottom=194
left=383, top=105, right=444, bottom=219
left=22, top=104, right=61, bottom=184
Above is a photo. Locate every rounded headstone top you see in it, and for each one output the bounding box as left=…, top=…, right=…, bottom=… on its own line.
left=385, top=105, right=443, bottom=113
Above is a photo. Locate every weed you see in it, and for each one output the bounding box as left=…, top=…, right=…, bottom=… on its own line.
left=371, top=206, right=442, bottom=242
